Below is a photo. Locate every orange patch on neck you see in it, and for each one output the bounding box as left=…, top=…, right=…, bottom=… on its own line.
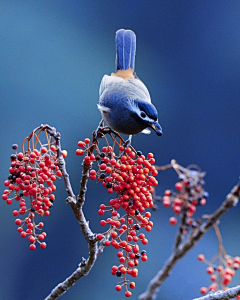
left=111, top=68, right=135, bottom=81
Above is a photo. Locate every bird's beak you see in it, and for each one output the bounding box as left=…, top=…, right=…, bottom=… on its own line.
left=148, top=121, right=163, bottom=136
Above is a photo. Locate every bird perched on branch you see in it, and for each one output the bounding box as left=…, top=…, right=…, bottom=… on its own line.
left=97, top=29, right=162, bottom=143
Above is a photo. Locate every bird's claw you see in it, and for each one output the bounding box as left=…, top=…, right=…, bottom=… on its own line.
left=93, top=119, right=105, bottom=141
left=123, top=136, right=132, bottom=149
left=118, top=135, right=132, bottom=158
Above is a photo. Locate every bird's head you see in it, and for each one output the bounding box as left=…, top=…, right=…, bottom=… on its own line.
left=132, top=100, right=163, bottom=136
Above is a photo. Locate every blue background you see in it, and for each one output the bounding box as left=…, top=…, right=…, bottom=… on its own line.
left=0, top=1, right=240, bottom=300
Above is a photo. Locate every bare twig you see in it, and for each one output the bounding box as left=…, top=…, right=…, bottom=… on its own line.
left=39, top=125, right=99, bottom=300
left=193, top=285, right=240, bottom=300
left=138, top=181, right=240, bottom=300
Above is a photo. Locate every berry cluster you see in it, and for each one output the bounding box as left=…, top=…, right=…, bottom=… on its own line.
left=76, top=137, right=158, bottom=297
left=2, top=140, right=65, bottom=250
left=161, top=166, right=208, bottom=227
left=197, top=223, right=240, bottom=298
left=198, top=253, right=240, bottom=297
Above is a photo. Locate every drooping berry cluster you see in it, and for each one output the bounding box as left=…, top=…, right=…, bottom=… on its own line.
left=198, top=254, right=240, bottom=296
left=76, top=137, right=158, bottom=297
left=2, top=131, right=65, bottom=250
left=198, top=223, right=240, bottom=297
left=160, top=163, right=208, bottom=227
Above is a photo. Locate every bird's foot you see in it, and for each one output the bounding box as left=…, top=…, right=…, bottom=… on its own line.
left=118, top=135, right=132, bottom=158
left=93, top=119, right=105, bottom=141
left=123, top=135, right=132, bottom=148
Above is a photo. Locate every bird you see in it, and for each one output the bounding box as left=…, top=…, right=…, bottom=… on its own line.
left=97, top=29, right=162, bottom=144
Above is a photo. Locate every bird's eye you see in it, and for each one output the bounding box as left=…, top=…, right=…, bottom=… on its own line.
left=140, top=112, right=146, bottom=118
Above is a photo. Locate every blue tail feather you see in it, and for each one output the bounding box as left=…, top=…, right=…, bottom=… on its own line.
left=115, top=29, right=136, bottom=71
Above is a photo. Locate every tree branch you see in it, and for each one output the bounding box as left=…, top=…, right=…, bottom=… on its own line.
left=44, top=127, right=99, bottom=300
left=193, top=285, right=240, bottom=300
left=138, top=182, right=240, bottom=300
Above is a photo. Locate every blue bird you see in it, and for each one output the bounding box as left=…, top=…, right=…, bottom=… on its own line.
left=97, top=29, right=162, bottom=143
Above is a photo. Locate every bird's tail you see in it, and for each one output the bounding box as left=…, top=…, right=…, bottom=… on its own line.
left=115, top=29, right=136, bottom=71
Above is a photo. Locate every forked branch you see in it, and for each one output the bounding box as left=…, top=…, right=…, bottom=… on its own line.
left=138, top=180, right=240, bottom=300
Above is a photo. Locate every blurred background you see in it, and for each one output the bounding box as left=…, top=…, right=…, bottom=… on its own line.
left=0, top=1, right=240, bottom=299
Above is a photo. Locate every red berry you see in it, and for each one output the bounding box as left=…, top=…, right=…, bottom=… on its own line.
left=145, top=225, right=152, bottom=232
left=41, top=147, right=48, bottom=154
left=76, top=149, right=84, bottom=156
left=209, top=283, right=218, bottom=291
left=142, top=238, right=148, bottom=245
left=38, top=234, right=45, bottom=240
left=198, top=254, right=205, bottom=261
left=20, top=231, right=27, bottom=238
left=206, top=266, right=214, bottom=275
left=2, top=194, right=8, bottom=200
left=200, top=287, right=207, bottom=294
left=141, top=255, right=148, bottom=261
left=97, top=234, right=103, bottom=240
left=56, top=170, right=63, bottom=176
left=62, top=150, right=68, bottom=157
left=210, top=275, right=217, bottom=281
left=28, top=235, right=35, bottom=243
left=50, top=145, right=56, bottom=151
left=125, top=245, right=132, bottom=252
left=13, top=210, right=19, bottom=216
left=145, top=212, right=151, bottom=218
left=129, top=282, right=135, bottom=289
left=119, top=257, right=125, bottom=263
left=169, top=217, right=177, bottom=225
left=128, top=260, right=135, bottom=267
left=115, top=285, right=122, bottom=291
left=111, top=231, right=118, bottom=239
left=112, top=265, right=118, bottom=272
left=162, top=196, right=171, bottom=207
left=4, top=180, right=10, bottom=186
left=149, top=158, right=155, bottom=164
left=90, top=170, right=96, bottom=175
left=78, top=141, right=86, bottom=148
left=29, top=244, right=36, bottom=250
left=18, top=153, right=24, bottom=160
left=100, top=220, right=106, bottom=226
left=15, top=219, right=21, bottom=225
left=217, top=265, right=223, bottom=272
left=233, top=263, right=240, bottom=270
left=40, top=242, right=47, bottom=249
left=100, top=164, right=106, bottom=170
left=8, top=184, right=15, bottom=190
left=125, top=291, right=132, bottom=297
left=175, top=182, right=183, bottom=191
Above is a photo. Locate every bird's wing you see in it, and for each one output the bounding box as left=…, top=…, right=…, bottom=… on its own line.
left=99, top=74, right=125, bottom=97
left=128, top=78, right=151, bottom=103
